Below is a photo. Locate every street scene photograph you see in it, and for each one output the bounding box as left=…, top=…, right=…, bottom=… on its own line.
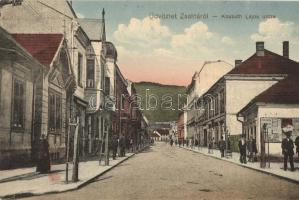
left=0, top=0, right=299, bottom=199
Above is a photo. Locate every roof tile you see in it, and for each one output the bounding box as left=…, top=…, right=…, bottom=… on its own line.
left=11, top=34, right=63, bottom=66
left=228, top=50, right=299, bottom=75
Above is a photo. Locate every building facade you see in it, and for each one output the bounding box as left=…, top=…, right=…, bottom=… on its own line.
left=238, top=76, right=299, bottom=157
left=196, top=42, right=299, bottom=152
left=185, top=60, right=233, bottom=144
left=0, top=28, right=43, bottom=168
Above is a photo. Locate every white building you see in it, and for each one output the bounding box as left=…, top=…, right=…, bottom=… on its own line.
left=238, top=75, right=299, bottom=157
left=185, top=60, right=233, bottom=141
left=197, top=41, right=299, bottom=152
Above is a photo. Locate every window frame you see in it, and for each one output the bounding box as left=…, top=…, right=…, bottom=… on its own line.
left=105, top=77, right=110, bottom=95
left=48, top=89, right=62, bottom=134
left=86, top=59, right=95, bottom=88
left=11, top=77, right=26, bottom=132
left=77, top=53, right=83, bottom=87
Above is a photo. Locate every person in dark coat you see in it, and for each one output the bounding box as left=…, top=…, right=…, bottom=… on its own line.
left=119, top=134, right=126, bottom=157
left=170, top=138, right=174, bottom=146
left=295, top=136, right=299, bottom=160
left=111, top=134, right=118, bottom=160
left=238, top=135, right=247, bottom=164
left=252, top=137, right=258, bottom=161
left=218, top=136, right=225, bottom=158
left=36, top=135, right=51, bottom=174
left=247, top=136, right=253, bottom=162
left=281, top=132, right=295, bottom=171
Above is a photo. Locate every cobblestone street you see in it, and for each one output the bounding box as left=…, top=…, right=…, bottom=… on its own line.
left=27, top=142, right=299, bottom=200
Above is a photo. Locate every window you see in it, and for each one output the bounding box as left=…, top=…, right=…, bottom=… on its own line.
left=220, top=90, right=225, bottom=113
left=77, top=53, right=83, bottom=87
left=86, top=59, right=95, bottom=88
left=12, top=78, right=25, bottom=130
left=215, top=94, right=219, bottom=115
left=101, top=63, right=105, bottom=90
left=105, top=77, right=110, bottom=95
left=49, top=91, right=62, bottom=133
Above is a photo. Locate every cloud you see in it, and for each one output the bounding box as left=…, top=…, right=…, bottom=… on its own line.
left=221, top=36, right=235, bottom=45
left=76, top=12, right=85, bottom=18
left=171, top=22, right=214, bottom=48
left=251, top=18, right=299, bottom=44
left=113, top=17, right=240, bottom=85
left=113, top=17, right=171, bottom=49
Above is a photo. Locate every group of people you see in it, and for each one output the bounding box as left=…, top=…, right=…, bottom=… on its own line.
left=238, top=132, right=299, bottom=172
left=111, top=134, right=133, bottom=160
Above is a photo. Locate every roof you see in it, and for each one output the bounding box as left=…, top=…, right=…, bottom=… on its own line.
left=228, top=50, right=299, bottom=75
left=11, top=34, right=63, bottom=66
left=156, top=129, right=169, bottom=136
left=239, top=76, right=299, bottom=114
left=187, top=60, right=233, bottom=94
left=0, top=27, right=42, bottom=67
left=105, top=41, right=117, bottom=60
left=77, top=18, right=103, bottom=41
left=254, top=76, right=299, bottom=104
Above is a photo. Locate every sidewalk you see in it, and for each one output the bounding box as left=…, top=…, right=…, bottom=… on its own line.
left=179, top=145, right=299, bottom=184
left=0, top=148, right=145, bottom=199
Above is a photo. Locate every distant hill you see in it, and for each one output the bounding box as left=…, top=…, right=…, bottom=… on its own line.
left=134, top=82, right=186, bottom=122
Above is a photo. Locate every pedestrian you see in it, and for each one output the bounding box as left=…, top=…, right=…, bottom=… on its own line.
left=208, top=138, right=212, bottom=153
left=252, top=137, right=258, bottom=162
left=218, top=136, right=225, bottom=158
left=281, top=131, right=295, bottom=171
left=170, top=138, right=174, bottom=146
left=208, top=137, right=214, bottom=154
left=119, top=134, right=126, bottom=157
left=295, top=135, right=299, bottom=160
left=238, top=135, right=247, bottom=164
left=111, top=134, right=118, bottom=160
left=248, top=135, right=253, bottom=162
left=36, top=134, right=51, bottom=174
left=130, top=138, right=134, bottom=152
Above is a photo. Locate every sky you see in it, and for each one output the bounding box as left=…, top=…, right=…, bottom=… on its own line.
left=72, top=1, right=299, bottom=86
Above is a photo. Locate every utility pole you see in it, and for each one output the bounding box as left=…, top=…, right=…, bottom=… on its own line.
left=72, top=117, right=80, bottom=182
left=66, top=118, right=76, bottom=183
left=260, top=123, right=266, bottom=168
left=105, top=126, right=109, bottom=166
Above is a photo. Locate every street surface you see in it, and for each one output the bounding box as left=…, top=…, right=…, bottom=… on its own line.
left=27, top=142, right=299, bottom=200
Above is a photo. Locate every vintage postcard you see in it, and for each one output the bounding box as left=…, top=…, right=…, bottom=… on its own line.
left=0, top=0, right=299, bottom=199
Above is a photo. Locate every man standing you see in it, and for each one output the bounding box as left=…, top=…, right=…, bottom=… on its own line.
left=281, top=132, right=295, bottom=171
left=238, top=135, right=247, bottom=164
left=295, top=136, right=299, bottom=160
left=119, top=134, right=126, bottom=157
left=111, top=134, right=118, bottom=160
left=219, top=136, right=225, bottom=158
left=36, top=135, right=50, bottom=173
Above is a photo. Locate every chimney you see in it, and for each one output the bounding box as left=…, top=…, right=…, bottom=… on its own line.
left=283, top=41, right=289, bottom=59
left=256, top=41, right=264, bottom=56
left=235, top=60, right=242, bottom=67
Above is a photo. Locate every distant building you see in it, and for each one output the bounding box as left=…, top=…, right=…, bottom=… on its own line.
left=185, top=60, right=233, bottom=141
left=177, top=111, right=185, bottom=141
